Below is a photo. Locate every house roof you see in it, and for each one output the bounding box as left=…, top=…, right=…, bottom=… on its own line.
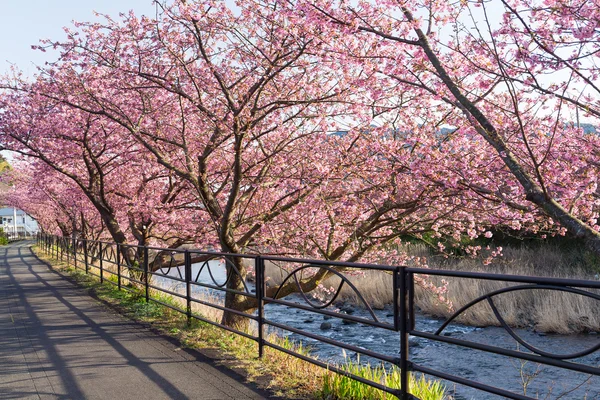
left=0, top=208, right=28, bottom=217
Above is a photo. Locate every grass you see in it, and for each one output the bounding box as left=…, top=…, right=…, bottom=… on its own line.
left=322, top=355, right=446, bottom=400
left=34, top=245, right=448, bottom=399
left=409, top=243, right=600, bottom=333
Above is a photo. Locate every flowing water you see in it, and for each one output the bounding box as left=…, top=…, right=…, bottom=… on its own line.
left=154, top=262, right=600, bottom=399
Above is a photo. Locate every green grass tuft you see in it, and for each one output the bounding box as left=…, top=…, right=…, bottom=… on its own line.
left=322, top=356, right=446, bottom=400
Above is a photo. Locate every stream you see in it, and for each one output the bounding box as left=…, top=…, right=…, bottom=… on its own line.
left=154, top=262, right=600, bottom=399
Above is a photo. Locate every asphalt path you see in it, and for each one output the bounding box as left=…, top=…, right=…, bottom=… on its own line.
left=0, top=241, right=272, bottom=399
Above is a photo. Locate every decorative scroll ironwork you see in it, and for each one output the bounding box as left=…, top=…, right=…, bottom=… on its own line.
left=154, top=251, right=184, bottom=280
left=119, top=244, right=142, bottom=269
left=270, top=264, right=380, bottom=323
left=435, top=284, right=600, bottom=360
left=193, top=256, right=251, bottom=293
left=154, top=252, right=252, bottom=294
left=102, top=243, right=117, bottom=264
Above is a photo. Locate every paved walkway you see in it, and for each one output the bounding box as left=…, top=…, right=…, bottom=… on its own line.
left=0, top=242, right=271, bottom=399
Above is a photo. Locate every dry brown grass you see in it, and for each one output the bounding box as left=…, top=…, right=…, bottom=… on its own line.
left=413, top=244, right=600, bottom=333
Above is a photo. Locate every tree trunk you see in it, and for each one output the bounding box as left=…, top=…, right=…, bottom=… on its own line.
left=220, top=255, right=254, bottom=332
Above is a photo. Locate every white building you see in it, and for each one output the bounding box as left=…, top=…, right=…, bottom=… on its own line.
left=0, top=207, right=39, bottom=237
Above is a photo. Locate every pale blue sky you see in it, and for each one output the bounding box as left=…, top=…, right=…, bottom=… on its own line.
left=0, top=0, right=159, bottom=76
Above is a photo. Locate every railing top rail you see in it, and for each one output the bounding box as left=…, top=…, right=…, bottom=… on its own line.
left=64, top=239, right=258, bottom=259
left=49, top=235, right=397, bottom=271
left=165, top=248, right=259, bottom=259
left=407, top=267, right=600, bottom=288
left=41, top=234, right=600, bottom=284
left=261, top=254, right=398, bottom=271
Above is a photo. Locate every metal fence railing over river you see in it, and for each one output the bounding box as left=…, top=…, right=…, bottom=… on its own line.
left=37, top=233, right=600, bottom=399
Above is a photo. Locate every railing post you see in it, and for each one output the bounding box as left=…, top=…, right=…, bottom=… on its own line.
left=117, top=244, right=122, bottom=290
left=256, top=256, right=265, bottom=358
left=83, top=240, right=89, bottom=274
left=185, top=250, right=192, bottom=327
left=144, top=246, right=149, bottom=302
left=99, top=242, right=104, bottom=283
left=74, top=238, right=78, bottom=270
left=398, top=267, right=410, bottom=400
left=393, top=267, right=400, bottom=332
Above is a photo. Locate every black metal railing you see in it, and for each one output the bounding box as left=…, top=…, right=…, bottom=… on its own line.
left=36, top=233, right=600, bottom=399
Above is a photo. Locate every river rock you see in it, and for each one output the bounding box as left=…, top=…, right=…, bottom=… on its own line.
left=320, top=322, right=332, bottom=330
left=340, top=306, right=355, bottom=314
left=303, top=319, right=314, bottom=324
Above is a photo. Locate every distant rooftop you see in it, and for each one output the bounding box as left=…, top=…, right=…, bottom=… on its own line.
left=0, top=207, right=28, bottom=217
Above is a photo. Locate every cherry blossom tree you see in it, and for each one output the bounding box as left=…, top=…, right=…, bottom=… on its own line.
left=0, top=83, right=210, bottom=264
left=285, top=0, right=600, bottom=254
left=0, top=162, right=103, bottom=238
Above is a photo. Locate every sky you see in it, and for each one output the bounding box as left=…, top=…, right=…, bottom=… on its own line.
left=0, top=0, right=159, bottom=76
